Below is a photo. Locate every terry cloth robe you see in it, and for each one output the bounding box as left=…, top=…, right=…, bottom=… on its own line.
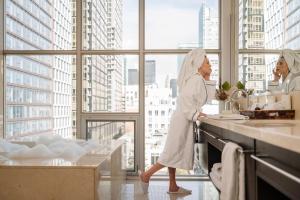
left=157, top=74, right=207, bottom=170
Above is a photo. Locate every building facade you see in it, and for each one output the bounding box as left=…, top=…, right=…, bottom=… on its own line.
left=238, top=0, right=266, bottom=93
left=5, top=0, right=73, bottom=138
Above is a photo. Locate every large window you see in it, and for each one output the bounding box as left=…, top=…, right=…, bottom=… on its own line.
left=82, top=55, right=139, bottom=112
left=144, top=53, right=220, bottom=175
left=2, top=0, right=222, bottom=175
left=238, top=0, right=300, bottom=93
left=87, top=121, right=135, bottom=171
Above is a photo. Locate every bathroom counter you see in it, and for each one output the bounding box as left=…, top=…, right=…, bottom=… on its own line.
left=200, top=118, right=300, bottom=154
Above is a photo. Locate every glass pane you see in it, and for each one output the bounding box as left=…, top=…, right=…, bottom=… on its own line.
left=238, top=54, right=280, bottom=93
left=5, top=0, right=75, bottom=50
left=5, top=55, right=76, bottom=139
left=82, top=55, right=139, bottom=112
left=145, top=0, right=219, bottom=49
left=144, top=54, right=219, bottom=175
left=87, top=121, right=135, bottom=171
left=82, top=0, right=138, bottom=50
left=238, top=0, right=300, bottom=50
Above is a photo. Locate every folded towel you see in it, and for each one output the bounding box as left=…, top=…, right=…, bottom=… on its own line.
left=212, top=163, right=222, bottom=180
left=212, top=162, right=222, bottom=172
left=207, top=114, right=249, bottom=120
left=210, top=172, right=222, bottom=190
left=220, top=142, right=245, bottom=200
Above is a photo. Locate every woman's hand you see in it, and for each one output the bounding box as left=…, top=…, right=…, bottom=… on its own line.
left=273, top=67, right=281, bottom=81
left=204, top=73, right=210, bottom=81
left=197, top=112, right=207, bottom=120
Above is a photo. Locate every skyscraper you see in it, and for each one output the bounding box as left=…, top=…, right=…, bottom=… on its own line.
left=127, top=69, right=138, bottom=85
left=170, top=79, right=177, bottom=98
left=52, top=0, right=73, bottom=137
left=81, top=0, right=125, bottom=141
left=199, top=2, right=219, bottom=49
left=5, top=0, right=73, bottom=138
left=198, top=2, right=219, bottom=83
left=238, top=0, right=266, bottom=93
left=145, top=60, right=156, bottom=85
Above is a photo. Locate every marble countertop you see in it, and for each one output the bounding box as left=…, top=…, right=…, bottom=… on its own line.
left=200, top=118, right=300, bottom=154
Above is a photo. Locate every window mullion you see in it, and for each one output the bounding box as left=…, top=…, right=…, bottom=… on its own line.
left=0, top=0, right=4, bottom=138
left=76, top=0, right=83, bottom=139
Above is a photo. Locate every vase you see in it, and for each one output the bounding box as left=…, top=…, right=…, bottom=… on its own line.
left=219, top=100, right=226, bottom=113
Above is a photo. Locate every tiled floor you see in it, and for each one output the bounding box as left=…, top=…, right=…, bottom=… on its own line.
left=98, top=178, right=219, bottom=200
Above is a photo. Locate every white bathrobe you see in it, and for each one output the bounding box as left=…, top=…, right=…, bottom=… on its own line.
left=157, top=74, right=207, bottom=170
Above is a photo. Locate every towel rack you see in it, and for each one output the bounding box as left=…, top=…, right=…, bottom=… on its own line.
left=201, top=130, right=217, bottom=139
left=218, top=138, right=254, bottom=153
left=251, top=154, right=300, bottom=184
left=200, top=129, right=254, bottom=153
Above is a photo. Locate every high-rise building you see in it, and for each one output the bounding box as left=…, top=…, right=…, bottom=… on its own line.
left=82, top=0, right=108, bottom=112
left=238, top=0, right=266, bottom=93
left=170, top=79, right=177, bottom=98
left=5, top=0, right=73, bottom=138
left=128, top=69, right=138, bottom=85
left=145, top=60, right=156, bottom=85
left=81, top=0, right=125, bottom=140
left=198, top=2, right=219, bottom=83
left=52, top=0, right=73, bottom=138
left=199, top=3, right=219, bottom=49
left=107, top=0, right=124, bottom=112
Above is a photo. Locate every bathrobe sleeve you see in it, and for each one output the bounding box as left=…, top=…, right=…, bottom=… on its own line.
left=180, top=75, right=207, bottom=122
left=289, top=76, right=300, bottom=92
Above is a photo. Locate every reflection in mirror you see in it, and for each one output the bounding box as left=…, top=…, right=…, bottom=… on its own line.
left=268, top=50, right=300, bottom=94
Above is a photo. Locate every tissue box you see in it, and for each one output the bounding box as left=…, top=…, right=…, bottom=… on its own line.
left=240, top=110, right=295, bottom=119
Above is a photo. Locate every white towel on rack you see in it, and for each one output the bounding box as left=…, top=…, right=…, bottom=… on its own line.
left=212, top=162, right=222, bottom=179
left=220, top=142, right=245, bottom=200
left=210, top=171, right=222, bottom=190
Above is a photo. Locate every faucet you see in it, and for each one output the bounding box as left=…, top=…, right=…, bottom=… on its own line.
left=225, top=89, right=249, bottom=112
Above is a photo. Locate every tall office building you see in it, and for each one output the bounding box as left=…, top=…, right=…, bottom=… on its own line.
left=265, top=0, right=300, bottom=82
left=198, top=2, right=219, bottom=83
left=82, top=0, right=125, bottom=140
left=5, top=0, right=73, bottom=138
left=238, top=0, right=266, bottom=92
left=145, top=60, right=156, bottom=85
left=199, top=3, right=219, bottom=49
left=107, top=0, right=124, bottom=112
left=71, top=0, right=77, bottom=136
left=52, top=1, right=73, bottom=137
left=170, top=79, right=177, bottom=98
left=127, top=69, right=138, bottom=85
left=82, top=0, right=108, bottom=112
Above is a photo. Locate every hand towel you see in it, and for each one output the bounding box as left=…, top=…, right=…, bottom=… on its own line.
left=212, top=162, right=222, bottom=180
left=210, top=171, right=222, bottom=190
left=220, top=142, right=245, bottom=200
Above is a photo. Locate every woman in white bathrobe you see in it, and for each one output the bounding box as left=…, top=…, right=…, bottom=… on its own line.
left=270, top=49, right=300, bottom=93
left=139, top=48, right=211, bottom=194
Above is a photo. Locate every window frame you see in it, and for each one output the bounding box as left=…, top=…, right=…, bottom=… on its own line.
left=1, top=0, right=229, bottom=175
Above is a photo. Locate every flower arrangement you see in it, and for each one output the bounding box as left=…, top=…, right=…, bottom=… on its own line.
left=216, top=81, right=254, bottom=101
